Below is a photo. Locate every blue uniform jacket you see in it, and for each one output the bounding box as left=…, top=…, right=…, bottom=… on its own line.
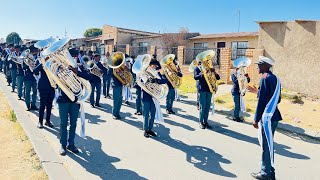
left=142, top=72, right=168, bottom=102
left=89, top=62, right=106, bottom=83
left=231, top=73, right=250, bottom=95
left=57, top=66, right=91, bottom=103
left=17, top=64, right=24, bottom=76
left=194, top=67, right=220, bottom=93
left=111, top=69, right=123, bottom=87
left=8, top=60, right=17, bottom=70
left=254, top=70, right=282, bottom=122
left=23, top=63, right=37, bottom=81
left=167, top=71, right=183, bottom=89
left=33, top=64, right=53, bottom=92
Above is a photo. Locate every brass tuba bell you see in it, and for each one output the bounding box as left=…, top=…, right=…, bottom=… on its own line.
left=160, top=54, right=182, bottom=88
left=107, top=52, right=132, bottom=87
left=233, top=57, right=251, bottom=96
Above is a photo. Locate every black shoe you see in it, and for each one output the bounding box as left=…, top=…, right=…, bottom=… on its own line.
left=60, top=146, right=67, bottom=156
left=170, top=110, right=176, bottom=114
left=26, top=107, right=31, bottom=111
left=104, top=95, right=107, bottom=98
left=134, top=112, right=142, bottom=115
left=91, top=104, right=95, bottom=108
left=205, top=123, right=213, bottom=129
left=147, top=130, right=157, bottom=137
left=166, top=109, right=172, bottom=114
left=11, top=90, right=15, bottom=93
left=251, top=172, right=272, bottom=180
left=199, top=123, right=205, bottom=129
left=117, top=115, right=122, bottom=119
left=106, top=95, right=112, bottom=99
left=31, top=106, right=39, bottom=110
left=67, top=145, right=79, bottom=154
left=144, top=131, right=150, bottom=138
left=45, top=121, right=54, bottom=128
left=18, top=97, right=22, bottom=100
left=113, top=116, right=118, bottom=119
left=37, top=122, right=44, bottom=129
left=95, top=104, right=101, bottom=107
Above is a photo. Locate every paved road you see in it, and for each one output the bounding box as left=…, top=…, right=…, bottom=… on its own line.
left=1, top=74, right=319, bottom=180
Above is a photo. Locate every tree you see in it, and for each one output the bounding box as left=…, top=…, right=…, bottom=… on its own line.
left=83, top=28, right=102, bottom=38
left=160, top=27, right=190, bottom=54
left=6, top=32, right=22, bottom=44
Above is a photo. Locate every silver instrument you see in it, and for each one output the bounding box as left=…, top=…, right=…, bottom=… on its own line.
left=42, top=38, right=92, bottom=102
left=19, top=49, right=38, bottom=71
left=233, top=57, right=252, bottom=96
left=132, top=54, right=168, bottom=100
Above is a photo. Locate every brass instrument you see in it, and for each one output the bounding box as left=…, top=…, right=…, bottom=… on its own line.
left=132, top=54, right=168, bottom=99
left=188, top=59, right=198, bottom=72
left=82, top=55, right=103, bottom=78
left=196, top=50, right=218, bottom=94
left=35, top=37, right=59, bottom=88
left=19, top=49, right=38, bottom=71
left=160, top=54, right=182, bottom=88
left=107, top=52, right=133, bottom=87
left=100, top=55, right=108, bottom=68
left=233, top=57, right=251, bottom=96
left=9, top=51, right=24, bottom=65
left=42, top=38, right=91, bottom=102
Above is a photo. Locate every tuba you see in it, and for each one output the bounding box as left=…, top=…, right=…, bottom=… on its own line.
left=196, top=50, right=218, bottom=94
left=35, top=37, right=59, bottom=88
left=41, top=38, right=91, bottom=102
left=9, top=51, right=24, bottom=65
left=107, top=52, right=132, bottom=87
left=82, top=55, right=103, bottom=78
left=160, top=54, right=182, bottom=88
left=132, top=54, right=168, bottom=99
left=233, top=57, right=251, bottom=96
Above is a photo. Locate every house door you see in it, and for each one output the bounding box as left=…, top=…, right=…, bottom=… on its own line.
left=217, top=42, right=225, bottom=65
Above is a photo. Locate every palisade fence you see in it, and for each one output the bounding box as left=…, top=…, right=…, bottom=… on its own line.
left=183, top=47, right=221, bottom=66
left=154, top=47, right=178, bottom=60
left=114, top=44, right=127, bottom=54
left=129, top=46, right=150, bottom=57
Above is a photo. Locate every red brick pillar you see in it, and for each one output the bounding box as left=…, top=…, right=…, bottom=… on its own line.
left=126, top=44, right=130, bottom=55
left=219, top=48, right=231, bottom=83
left=246, top=49, right=264, bottom=85
left=178, top=46, right=185, bottom=66
left=107, top=45, right=114, bottom=54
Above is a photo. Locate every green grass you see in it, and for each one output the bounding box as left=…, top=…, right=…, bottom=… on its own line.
left=178, top=74, right=197, bottom=95
left=10, top=110, right=17, bottom=122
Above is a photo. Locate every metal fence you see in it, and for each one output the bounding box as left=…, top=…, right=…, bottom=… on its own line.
left=129, top=46, right=150, bottom=57
left=184, top=47, right=220, bottom=66
left=114, top=44, right=127, bottom=54
left=155, top=47, right=178, bottom=60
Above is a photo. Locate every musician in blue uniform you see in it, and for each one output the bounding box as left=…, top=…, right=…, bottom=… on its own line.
left=231, top=69, right=250, bottom=122
left=58, top=49, right=92, bottom=156
left=23, top=46, right=38, bottom=111
left=194, top=65, right=220, bottom=129
left=102, top=52, right=112, bottom=99
left=248, top=56, right=282, bottom=180
left=33, top=62, right=55, bottom=128
left=111, top=59, right=123, bottom=120
left=16, top=58, right=25, bottom=100
left=142, top=60, right=167, bottom=138
left=89, top=54, right=106, bottom=107
left=166, top=59, right=182, bottom=114
left=4, top=44, right=14, bottom=86
left=8, top=45, right=20, bottom=92
left=0, top=43, right=5, bottom=72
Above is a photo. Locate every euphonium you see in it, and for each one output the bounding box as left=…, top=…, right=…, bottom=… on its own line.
left=160, top=54, right=182, bottom=88
left=41, top=38, right=91, bottom=102
left=82, top=55, right=103, bottom=78
left=196, top=50, right=218, bottom=94
left=132, top=54, right=168, bottom=100
left=35, top=37, right=59, bottom=88
left=233, top=57, right=251, bottom=96
left=20, top=49, right=38, bottom=71
left=10, top=51, right=24, bottom=65
left=107, top=52, right=132, bottom=87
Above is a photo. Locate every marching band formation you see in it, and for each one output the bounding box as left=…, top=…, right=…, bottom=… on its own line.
left=0, top=37, right=282, bottom=179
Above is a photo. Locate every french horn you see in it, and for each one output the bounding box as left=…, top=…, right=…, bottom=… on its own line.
left=132, top=54, right=168, bottom=100
left=41, top=38, right=91, bottom=102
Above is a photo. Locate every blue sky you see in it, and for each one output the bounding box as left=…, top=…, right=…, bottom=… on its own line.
left=0, top=0, right=319, bottom=40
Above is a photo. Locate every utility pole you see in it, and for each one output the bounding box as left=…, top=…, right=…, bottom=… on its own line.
left=237, top=10, right=241, bottom=32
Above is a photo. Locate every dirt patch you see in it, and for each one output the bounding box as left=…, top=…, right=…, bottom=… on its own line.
left=0, top=91, right=47, bottom=179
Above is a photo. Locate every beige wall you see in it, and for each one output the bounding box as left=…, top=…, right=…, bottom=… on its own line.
left=186, top=36, right=258, bottom=49
left=132, top=37, right=162, bottom=47
left=102, top=25, right=118, bottom=44
left=258, top=21, right=320, bottom=97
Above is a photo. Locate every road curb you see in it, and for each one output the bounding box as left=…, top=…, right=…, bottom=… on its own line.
left=0, top=75, right=72, bottom=180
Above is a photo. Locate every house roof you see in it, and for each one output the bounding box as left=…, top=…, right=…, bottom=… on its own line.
left=132, top=32, right=200, bottom=40
left=189, top=32, right=258, bottom=40
left=104, top=25, right=161, bottom=36
left=256, top=19, right=320, bottom=24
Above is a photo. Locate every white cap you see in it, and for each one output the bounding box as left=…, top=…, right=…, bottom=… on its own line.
left=255, top=56, right=275, bottom=66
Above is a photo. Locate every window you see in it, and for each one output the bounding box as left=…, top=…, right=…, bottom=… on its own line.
left=138, top=42, right=148, bottom=54
left=231, top=41, right=248, bottom=60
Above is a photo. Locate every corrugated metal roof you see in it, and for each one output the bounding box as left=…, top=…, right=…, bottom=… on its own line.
left=189, top=32, right=258, bottom=40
